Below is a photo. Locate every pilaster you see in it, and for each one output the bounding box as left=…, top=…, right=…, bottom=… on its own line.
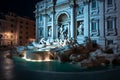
left=43, top=14, right=47, bottom=39
left=70, top=1, right=77, bottom=39
left=99, top=1, right=106, bottom=49
left=83, top=3, right=89, bottom=37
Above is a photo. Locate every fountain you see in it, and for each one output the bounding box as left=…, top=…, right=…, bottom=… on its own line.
left=21, top=50, right=53, bottom=62
left=11, top=38, right=120, bottom=80
left=14, top=38, right=120, bottom=66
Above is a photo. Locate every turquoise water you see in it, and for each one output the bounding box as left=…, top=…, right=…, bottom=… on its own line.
left=1, top=51, right=120, bottom=80
left=13, top=57, right=120, bottom=72
left=13, top=57, right=84, bottom=72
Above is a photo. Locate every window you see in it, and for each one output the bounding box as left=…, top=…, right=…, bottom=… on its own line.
left=20, top=21, right=23, bottom=24
left=20, top=41, right=22, bottom=44
left=19, top=36, right=22, bottom=39
left=26, top=32, right=28, bottom=34
left=107, top=19, right=113, bottom=31
left=11, top=24, right=14, bottom=27
left=26, top=22, right=28, bottom=25
left=90, top=19, right=99, bottom=36
left=91, top=21, right=97, bottom=32
left=26, top=36, right=28, bottom=39
left=92, top=40, right=97, bottom=46
left=91, top=0, right=97, bottom=9
left=34, top=27, right=35, bottom=30
left=26, top=26, right=28, bottom=29
left=107, top=40, right=113, bottom=45
left=20, top=25, right=23, bottom=28
left=11, top=35, right=13, bottom=38
left=11, top=19, right=14, bottom=22
left=105, top=0, right=115, bottom=13
left=11, top=30, right=13, bottom=33
left=20, top=31, right=23, bottom=34
left=106, top=16, right=116, bottom=35
left=107, top=0, right=113, bottom=7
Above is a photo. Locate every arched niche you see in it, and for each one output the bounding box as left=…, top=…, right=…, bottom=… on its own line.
left=56, top=12, right=70, bottom=39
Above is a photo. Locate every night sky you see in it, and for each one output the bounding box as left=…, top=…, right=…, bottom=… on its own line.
left=0, top=0, right=41, bottom=20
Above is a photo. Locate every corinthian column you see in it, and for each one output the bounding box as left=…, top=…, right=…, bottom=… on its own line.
left=51, top=0, right=57, bottom=40
left=70, top=0, right=77, bottom=40
left=43, top=14, right=47, bottom=39
left=51, top=12, right=55, bottom=39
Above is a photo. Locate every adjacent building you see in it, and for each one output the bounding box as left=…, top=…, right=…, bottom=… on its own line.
left=0, top=12, right=35, bottom=46
left=35, top=0, right=120, bottom=49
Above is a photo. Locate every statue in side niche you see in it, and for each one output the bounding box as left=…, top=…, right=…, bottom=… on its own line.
left=78, top=22, right=84, bottom=35
left=39, top=27, right=43, bottom=38
left=48, top=27, right=52, bottom=37
left=77, top=5, right=84, bottom=15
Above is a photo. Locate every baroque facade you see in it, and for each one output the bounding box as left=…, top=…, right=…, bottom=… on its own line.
left=35, top=0, right=120, bottom=49
left=0, top=12, right=35, bottom=46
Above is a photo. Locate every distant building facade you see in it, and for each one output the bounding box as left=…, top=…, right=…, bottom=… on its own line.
left=0, top=12, right=35, bottom=46
left=35, top=0, right=120, bottom=49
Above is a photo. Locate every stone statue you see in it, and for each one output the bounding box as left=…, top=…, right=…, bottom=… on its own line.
left=48, top=27, right=52, bottom=37
left=62, top=26, right=68, bottom=39
left=78, top=22, right=84, bottom=35
left=59, top=26, right=64, bottom=39
left=77, top=5, right=84, bottom=15
left=58, top=25, right=68, bottom=40
left=39, top=27, right=43, bottom=38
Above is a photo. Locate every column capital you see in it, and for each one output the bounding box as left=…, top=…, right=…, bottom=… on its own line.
left=69, top=3, right=78, bottom=8
left=69, top=4, right=74, bottom=8
left=83, top=0, right=90, bottom=5
left=42, top=14, right=48, bottom=17
left=51, top=11, right=56, bottom=14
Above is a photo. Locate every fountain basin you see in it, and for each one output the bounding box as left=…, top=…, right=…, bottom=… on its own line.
left=21, top=49, right=54, bottom=62
left=13, top=57, right=120, bottom=72
left=13, top=57, right=120, bottom=80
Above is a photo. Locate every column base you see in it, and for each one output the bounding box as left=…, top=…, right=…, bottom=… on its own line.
left=77, top=35, right=84, bottom=44
left=98, top=37, right=106, bottom=50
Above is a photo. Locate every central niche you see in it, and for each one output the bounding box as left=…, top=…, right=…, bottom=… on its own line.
left=57, top=13, right=69, bottom=40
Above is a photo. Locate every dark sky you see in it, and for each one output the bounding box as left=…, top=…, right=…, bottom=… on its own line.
left=0, top=0, right=41, bottom=20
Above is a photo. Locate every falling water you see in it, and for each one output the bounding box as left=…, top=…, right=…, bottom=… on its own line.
left=21, top=49, right=54, bottom=62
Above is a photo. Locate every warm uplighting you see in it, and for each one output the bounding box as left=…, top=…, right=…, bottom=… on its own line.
left=22, top=51, right=27, bottom=59
left=1, top=32, right=14, bottom=46
left=22, top=57, right=52, bottom=62
left=22, top=50, right=53, bottom=62
left=28, top=38, right=35, bottom=43
left=4, top=32, right=11, bottom=37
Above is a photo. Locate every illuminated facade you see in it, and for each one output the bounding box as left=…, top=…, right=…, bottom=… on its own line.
left=0, top=12, right=35, bottom=46
left=35, top=0, right=120, bottom=48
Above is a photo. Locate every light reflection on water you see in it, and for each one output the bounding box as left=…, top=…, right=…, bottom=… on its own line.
left=0, top=50, right=120, bottom=80
left=0, top=51, right=16, bottom=80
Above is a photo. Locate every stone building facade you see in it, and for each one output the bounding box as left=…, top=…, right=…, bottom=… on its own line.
left=35, top=0, right=120, bottom=49
left=0, top=12, right=35, bottom=46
